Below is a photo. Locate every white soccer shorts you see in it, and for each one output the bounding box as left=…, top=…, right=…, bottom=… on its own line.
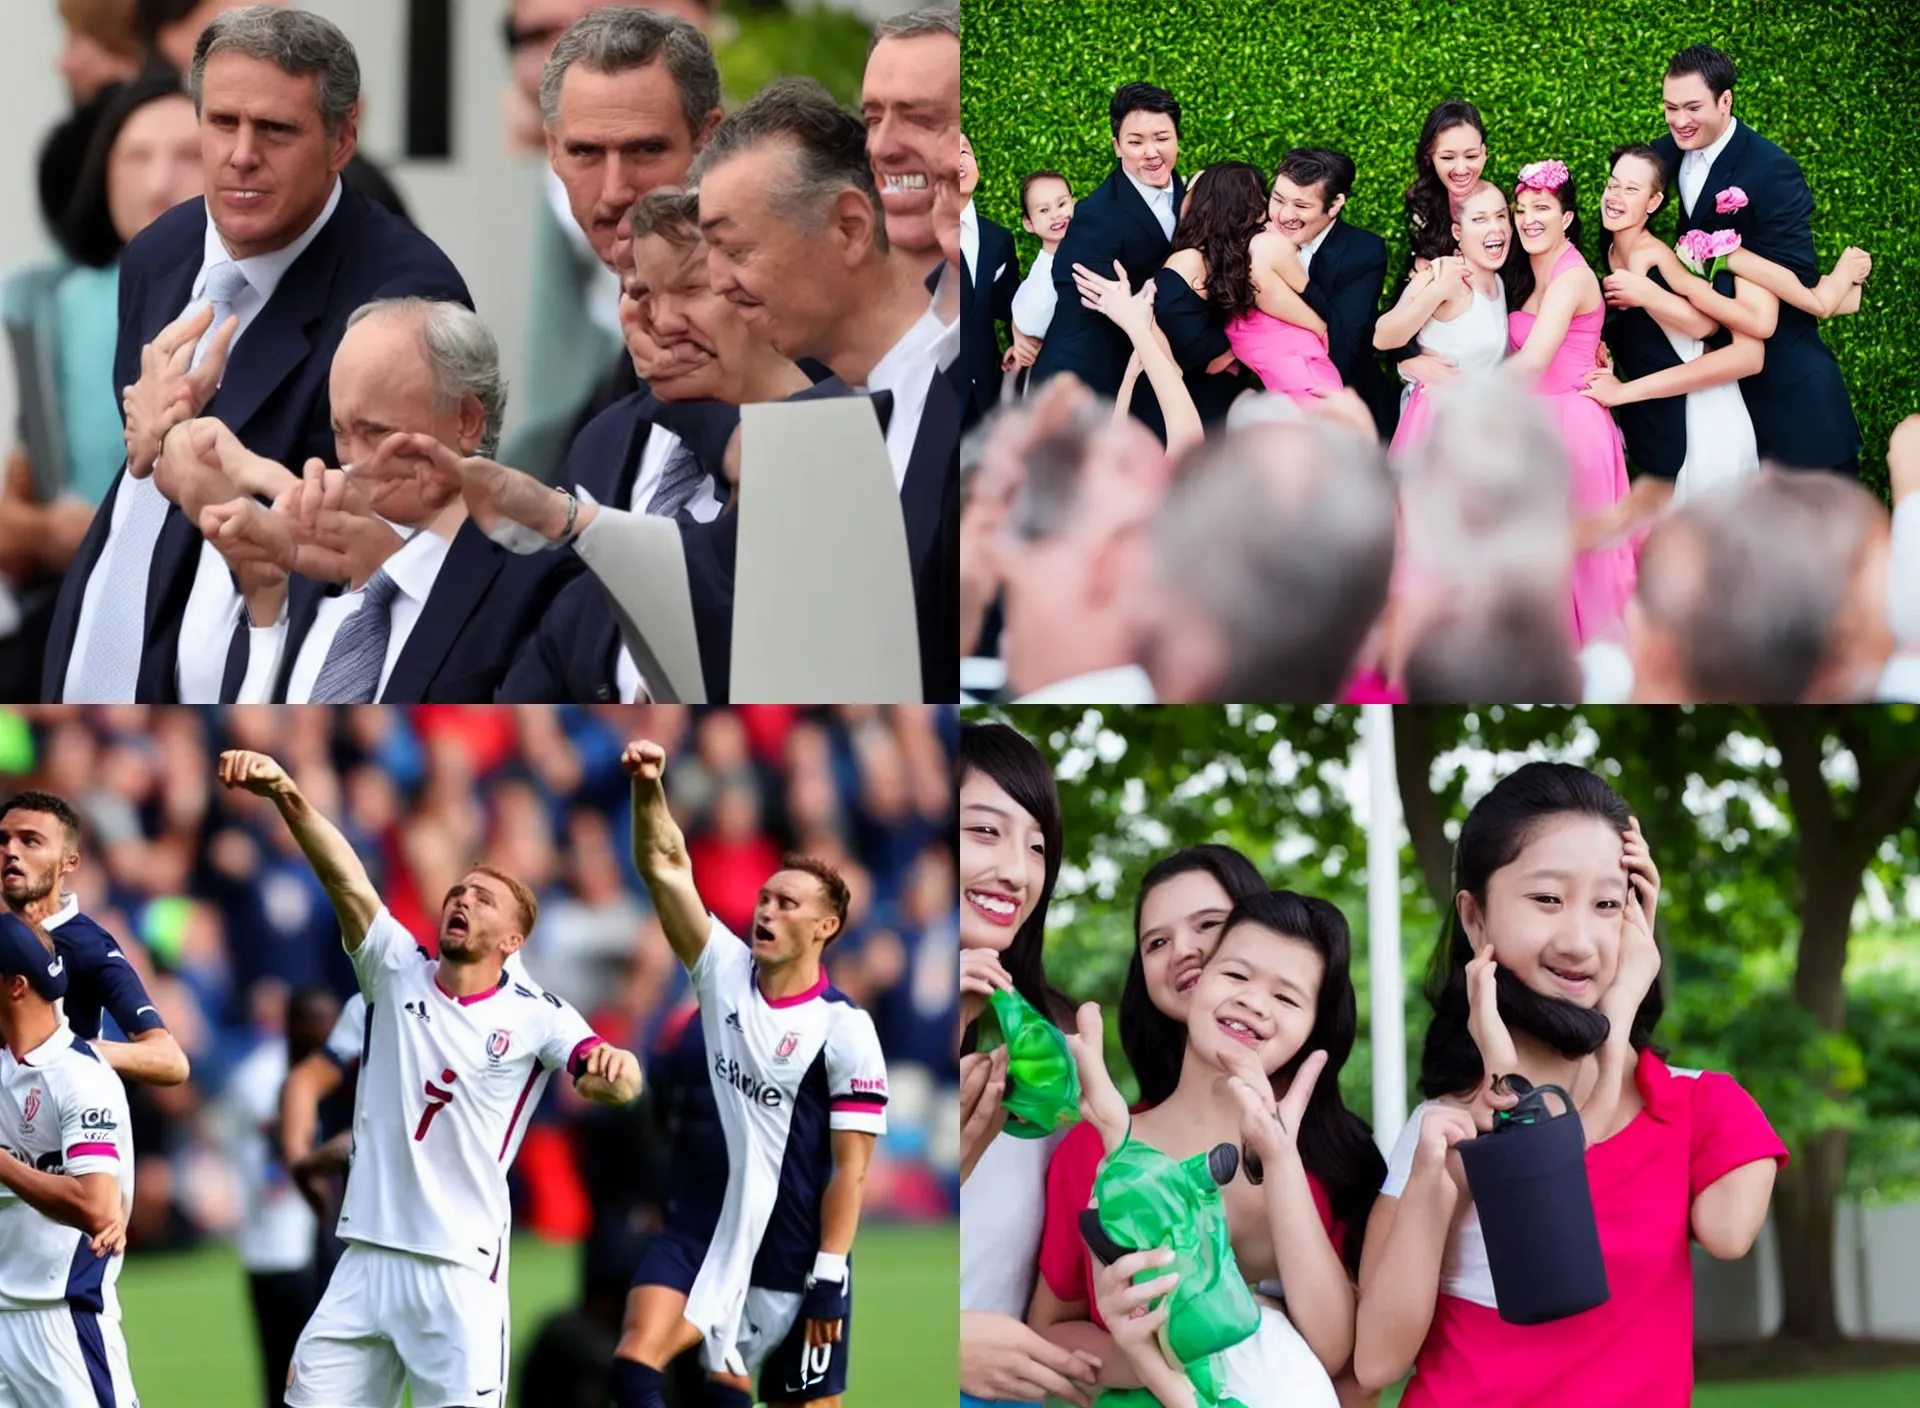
left=286, top=1243, right=509, bottom=1408
left=0, top=1304, right=137, bottom=1408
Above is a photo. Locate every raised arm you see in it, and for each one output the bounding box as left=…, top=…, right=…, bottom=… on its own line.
left=621, top=739, right=710, bottom=970
left=1374, top=260, right=1457, bottom=350
left=217, top=751, right=380, bottom=950
left=1071, top=262, right=1203, bottom=458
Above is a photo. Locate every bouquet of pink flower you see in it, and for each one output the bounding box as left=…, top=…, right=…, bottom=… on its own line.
left=1677, top=227, right=1742, bottom=280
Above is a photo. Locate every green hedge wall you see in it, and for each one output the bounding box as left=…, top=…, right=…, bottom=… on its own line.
left=963, top=0, right=1916, bottom=496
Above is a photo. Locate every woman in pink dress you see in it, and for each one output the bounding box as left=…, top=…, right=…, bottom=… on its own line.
left=1505, top=160, right=1635, bottom=644
left=1169, top=162, right=1339, bottom=404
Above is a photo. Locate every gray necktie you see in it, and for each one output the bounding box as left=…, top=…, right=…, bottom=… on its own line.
left=649, top=439, right=707, bottom=520
left=309, top=568, right=401, bottom=703
left=69, top=262, right=252, bottom=702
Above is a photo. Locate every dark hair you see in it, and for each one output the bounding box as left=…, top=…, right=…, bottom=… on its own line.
left=1018, top=169, right=1071, bottom=220
left=0, top=791, right=83, bottom=848
left=1402, top=100, right=1487, bottom=262
left=1502, top=168, right=1581, bottom=315
left=1666, top=44, right=1737, bottom=100
left=1595, top=144, right=1669, bottom=271
left=689, top=77, right=885, bottom=248
left=958, top=722, right=1071, bottom=1034
left=1419, top=762, right=1664, bottom=1101
left=1109, top=81, right=1180, bottom=139
left=57, top=70, right=195, bottom=268
left=1119, top=845, right=1269, bottom=1109
left=1219, top=890, right=1385, bottom=1274
left=1275, top=147, right=1355, bottom=211
left=778, top=852, right=852, bottom=944
left=1167, top=160, right=1269, bottom=321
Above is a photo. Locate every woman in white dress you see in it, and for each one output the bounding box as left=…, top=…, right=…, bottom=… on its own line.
left=1001, top=172, right=1076, bottom=398
left=1376, top=181, right=1514, bottom=462
left=1581, top=145, right=1764, bottom=505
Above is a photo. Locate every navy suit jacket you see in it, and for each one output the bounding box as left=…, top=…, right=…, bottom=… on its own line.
left=222, top=518, right=577, bottom=703
left=1297, top=219, right=1397, bottom=440
left=43, top=184, right=470, bottom=702
left=495, top=389, right=740, bottom=702
left=962, top=215, right=1020, bottom=428
left=1030, top=166, right=1185, bottom=433
left=1651, top=122, right=1859, bottom=471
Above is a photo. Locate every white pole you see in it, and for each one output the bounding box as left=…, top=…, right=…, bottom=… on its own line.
left=1364, top=705, right=1407, bottom=1154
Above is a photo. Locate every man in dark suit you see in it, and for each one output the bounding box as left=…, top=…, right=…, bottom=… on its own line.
left=1649, top=43, right=1860, bottom=475
left=1271, top=147, right=1397, bottom=441
left=44, top=6, right=468, bottom=704
left=959, top=131, right=1020, bottom=430
left=1030, top=82, right=1185, bottom=436
left=178, top=300, right=572, bottom=703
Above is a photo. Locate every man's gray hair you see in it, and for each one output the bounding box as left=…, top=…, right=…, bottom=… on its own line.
left=868, top=5, right=959, bottom=56
left=347, top=299, right=509, bottom=458
left=1154, top=419, right=1398, bottom=700
left=1637, top=467, right=1885, bottom=700
left=539, top=7, right=721, bottom=142
left=688, top=77, right=886, bottom=248
left=189, top=4, right=360, bottom=136
left=1006, top=397, right=1111, bottom=542
left=629, top=187, right=701, bottom=246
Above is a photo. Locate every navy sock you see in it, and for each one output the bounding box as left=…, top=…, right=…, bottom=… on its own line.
left=706, top=1384, right=754, bottom=1408
left=609, top=1358, right=668, bottom=1408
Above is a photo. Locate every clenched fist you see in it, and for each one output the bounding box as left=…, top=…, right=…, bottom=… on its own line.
left=217, top=750, right=292, bottom=797
left=621, top=740, right=667, bottom=781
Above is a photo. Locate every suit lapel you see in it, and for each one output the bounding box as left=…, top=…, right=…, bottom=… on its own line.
left=382, top=521, right=502, bottom=700
left=1110, top=167, right=1171, bottom=256
left=902, top=371, right=957, bottom=574
left=1305, top=220, right=1346, bottom=295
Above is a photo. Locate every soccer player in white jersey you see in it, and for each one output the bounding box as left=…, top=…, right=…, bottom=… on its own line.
left=216, top=749, right=644, bottom=1408
left=0, top=912, right=137, bottom=1408
left=610, top=739, right=889, bottom=1408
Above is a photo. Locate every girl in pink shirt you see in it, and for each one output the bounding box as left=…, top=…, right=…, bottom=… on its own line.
left=1031, top=884, right=1387, bottom=1405
left=1354, top=761, right=1787, bottom=1408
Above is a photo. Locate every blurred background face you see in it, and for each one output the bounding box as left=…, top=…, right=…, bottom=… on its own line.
left=107, top=94, right=205, bottom=245
left=1137, top=868, right=1234, bottom=1023
left=861, top=30, right=960, bottom=257
left=1113, top=107, right=1176, bottom=188
left=1601, top=155, right=1664, bottom=232
left=58, top=0, right=141, bottom=102
left=628, top=229, right=754, bottom=402
left=328, top=312, right=469, bottom=524
left=547, top=59, right=704, bottom=269
left=0, top=810, right=75, bottom=909
left=197, top=49, right=355, bottom=259
left=155, top=0, right=286, bottom=72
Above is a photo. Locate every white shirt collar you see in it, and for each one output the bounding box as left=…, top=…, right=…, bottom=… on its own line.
left=378, top=518, right=456, bottom=607
left=960, top=199, right=978, bottom=230
left=1014, top=664, right=1158, bottom=703
left=1685, top=116, right=1738, bottom=174
left=39, top=893, right=81, bottom=932
left=195, top=176, right=344, bottom=305
left=1124, top=168, right=1175, bottom=210
left=14, top=1020, right=77, bottom=1069
left=1298, top=218, right=1336, bottom=265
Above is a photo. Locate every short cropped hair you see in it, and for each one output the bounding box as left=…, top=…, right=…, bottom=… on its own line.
left=540, top=6, right=721, bottom=142
left=779, top=853, right=851, bottom=944
left=190, top=4, right=360, bottom=137
left=629, top=187, right=702, bottom=247
left=451, top=865, right=539, bottom=939
left=0, top=791, right=83, bottom=849
left=1276, top=147, right=1356, bottom=209
left=867, top=4, right=958, bottom=56
left=1109, top=81, right=1180, bottom=139
left=689, top=77, right=886, bottom=248
left=348, top=299, right=509, bottom=457
left=1666, top=44, right=1737, bottom=100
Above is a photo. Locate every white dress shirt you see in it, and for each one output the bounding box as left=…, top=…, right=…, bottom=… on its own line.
left=608, top=424, right=723, bottom=703
left=1679, top=116, right=1739, bottom=218
left=960, top=199, right=980, bottom=283
left=238, top=518, right=451, bottom=703
left=1125, top=169, right=1177, bottom=240
left=66, top=180, right=346, bottom=704
left=1891, top=495, right=1919, bottom=648
left=1014, top=663, right=1158, bottom=703
left=1011, top=249, right=1058, bottom=337
left=865, top=300, right=950, bottom=492
left=1296, top=218, right=1336, bottom=278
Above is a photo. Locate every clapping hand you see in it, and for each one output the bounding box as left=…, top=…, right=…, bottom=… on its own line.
left=123, top=305, right=238, bottom=476
left=279, top=460, right=403, bottom=586
left=363, top=432, right=573, bottom=550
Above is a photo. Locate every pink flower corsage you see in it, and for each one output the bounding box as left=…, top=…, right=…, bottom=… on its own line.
left=1714, top=186, right=1749, bottom=215
left=1515, top=160, right=1571, bottom=193
left=1678, top=226, right=1742, bottom=279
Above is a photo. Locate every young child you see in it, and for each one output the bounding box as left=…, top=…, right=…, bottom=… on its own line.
left=1003, top=170, right=1075, bottom=394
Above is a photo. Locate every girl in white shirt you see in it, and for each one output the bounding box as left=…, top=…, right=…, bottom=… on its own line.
left=1002, top=172, right=1076, bottom=395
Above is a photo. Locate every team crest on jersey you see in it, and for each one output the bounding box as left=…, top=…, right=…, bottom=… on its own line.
left=487, top=1029, right=513, bottom=1064
left=21, top=1089, right=40, bottom=1127
left=774, top=1030, right=801, bottom=1063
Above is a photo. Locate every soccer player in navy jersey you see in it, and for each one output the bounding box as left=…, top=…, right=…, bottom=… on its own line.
left=611, top=739, right=888, bottom=1408
left=0, top=792, right=189, bottom=1088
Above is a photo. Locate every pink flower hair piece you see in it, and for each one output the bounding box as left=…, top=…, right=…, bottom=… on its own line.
left=1714, top=186, right=1749, bottom=215
left=1515, top=160, right=1571, bottom=193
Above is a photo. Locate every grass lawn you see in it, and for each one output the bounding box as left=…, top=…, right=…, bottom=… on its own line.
left=119, top=1221, right=957, bottom=1407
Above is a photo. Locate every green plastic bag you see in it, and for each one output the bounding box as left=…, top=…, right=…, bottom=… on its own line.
left=1082, top=1134, right=1259, bottom=1407
left=973, top=987, right=1080, bottom=1138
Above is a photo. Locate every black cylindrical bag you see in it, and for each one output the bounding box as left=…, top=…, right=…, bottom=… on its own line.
left=1454, top=1082, right=1610, bottom=1325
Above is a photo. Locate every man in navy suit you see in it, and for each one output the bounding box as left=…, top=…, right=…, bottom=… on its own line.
left=1649, top=44, right=1860, bottom=475
left=959, top=132, right=1020, bottom=429
left=1271, top=148, right=1397, bottom=441
left=1030, top=82, right=1185, bottom=437
left=43, top=6, right=468, bottom=705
